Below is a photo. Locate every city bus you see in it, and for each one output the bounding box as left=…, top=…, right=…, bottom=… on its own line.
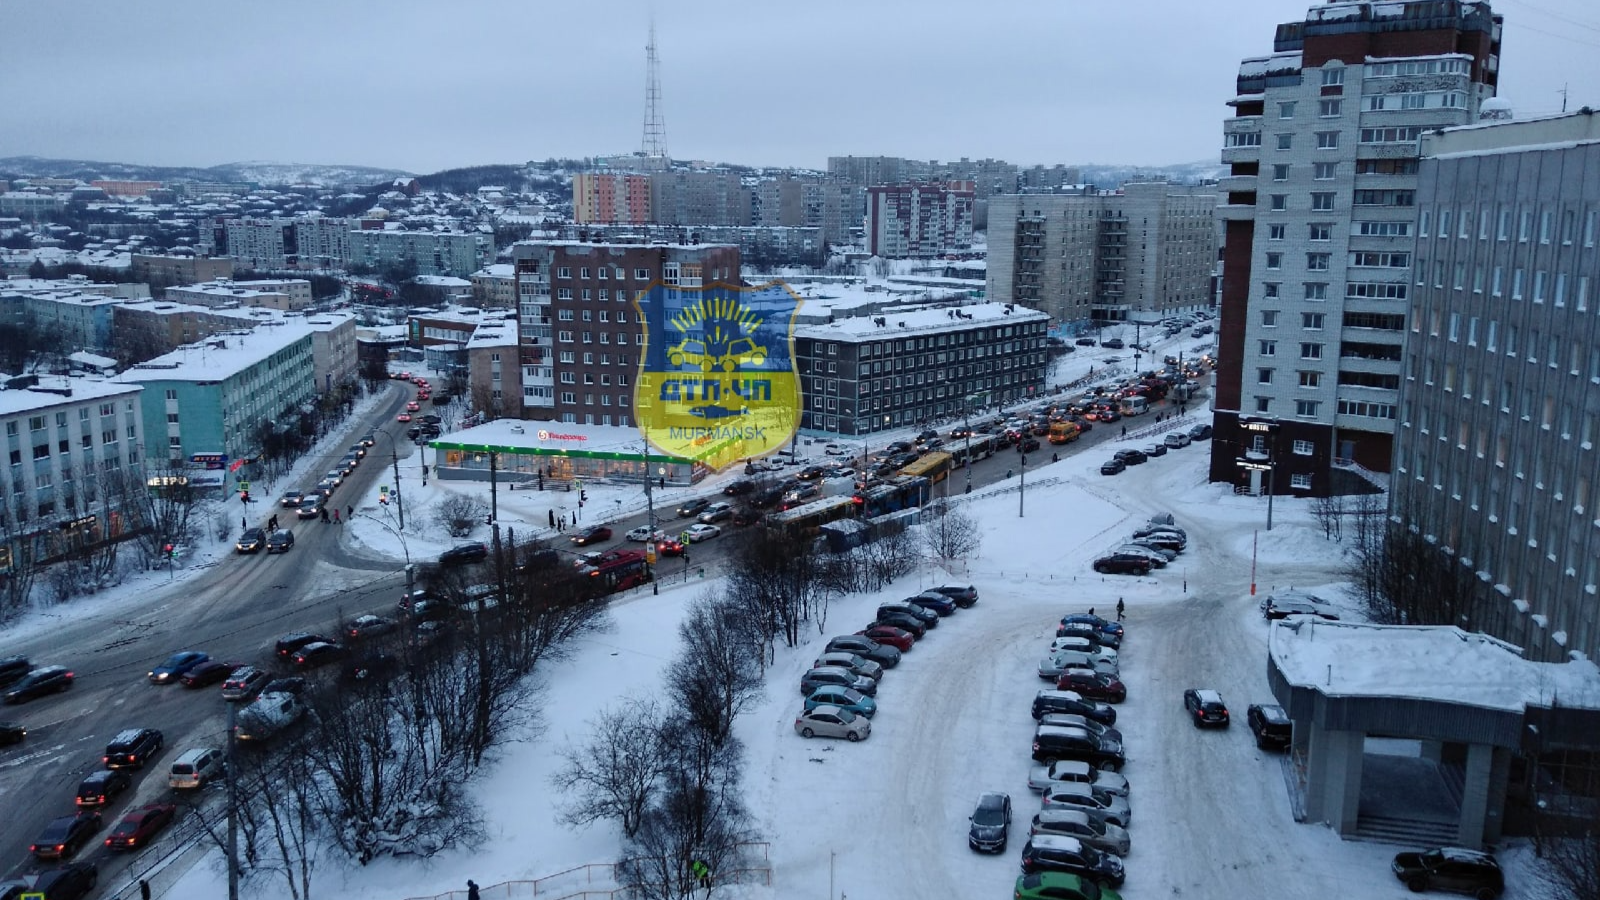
left=769, top=496, right=858, bottom=540
left=854, top=475, right=931, bottom=519
left=1048, top=421, right=1082, bottom=445
left=897, top=450, right=953, bottom=485
left=585, top=549, right=653, bottom=593
left=948, top=434, right=997, bottom=468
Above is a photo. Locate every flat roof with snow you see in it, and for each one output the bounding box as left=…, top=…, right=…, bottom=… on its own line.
left=115, top=321, right=316, bottom=383
left=0, top=377, right=142, bottom=416
left=795, top=302, right=1049, bottom=342
left=433, top=419, right=685, bottom=462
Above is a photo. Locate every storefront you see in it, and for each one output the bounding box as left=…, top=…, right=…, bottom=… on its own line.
left=431, top=420, right=707, bottom=486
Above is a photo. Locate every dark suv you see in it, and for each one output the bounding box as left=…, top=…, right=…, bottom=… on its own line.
left=0, top=655, right=32, bottom=687
left=1183, top=688, right=1230, bottom=728
left=275, top=632, right=333, bottom=660
left=1248, top=704, right=1293, bottom=750
left=1391, top=847, right=1503, bottom=898
left=1032, top=690, right=1116, bottom=726
left=103, top=728, right=165, bottom=770
left=1092, top=553, right=1150, bottom=576
left=1032, top=724, right=1126, bottom=771
left=4, top=664, right=73, bottom=703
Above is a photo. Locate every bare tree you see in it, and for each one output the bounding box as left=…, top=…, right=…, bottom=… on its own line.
left=666, top=591, right=765, bottom=748
left=1533, top=803, right=1600, bottom=900
left=553, top=696, right=674, bottom=838
left=1311, top=494, right=1345, bottom=541
left=132, top=459, right=201, bottom=567
left=922, top=501, right=982, bottom=561
left=434, top=494, right=488, bottom=538
left=859, top=522, right=918, bottom=588
left=725, top=527, right=824, bottom=651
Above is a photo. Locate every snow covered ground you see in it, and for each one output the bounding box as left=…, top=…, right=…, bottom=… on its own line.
left=164, top=438, right=1560, bottom=900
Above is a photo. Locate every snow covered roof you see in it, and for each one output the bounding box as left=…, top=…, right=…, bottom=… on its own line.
left=433, top=418, right=683, bottom=461
left=794, top=302, right=1048, bottom=342
left=1270, top=620, right=1600, bottom=713
left=115, top=320, right=317, bottom=383
left=414, top=275, right=472, bottom=288
left=464, top=322, right=518, bottom=350
left=0, top=375, right=141, bottom=416
left=475, top=264, right=515, bottom=279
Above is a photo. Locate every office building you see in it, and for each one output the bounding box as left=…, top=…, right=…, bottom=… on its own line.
left=573, top=172, right=653, bottom=225
left=866, top=182, right=975, bottom=258
left=1209, top=0, right=1502, bottom=495
left=793, top=302, right=1050, bottom=435
left=988, top=183, right=1217, bottom=328
left=509, top=240, right=742, bottom=425
left=1393, top=111, right=1600, bottom=661
left=346, top=229, right=485, bottom=278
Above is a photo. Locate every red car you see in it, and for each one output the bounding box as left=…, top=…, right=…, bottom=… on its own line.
left=107, top=803, right=177, bottom=851
left=857, top=624, right=915, bottom=652
left=656, top=539, right=686, bottom=557
left=1057, top=670, right=1127, bottom=703
left=397, top=413, right=412, bottom=422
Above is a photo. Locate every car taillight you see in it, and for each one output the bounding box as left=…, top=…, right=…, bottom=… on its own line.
left=129, top=755, right=137, bottom=762
left=1032, top=741, right=1039, bottom=752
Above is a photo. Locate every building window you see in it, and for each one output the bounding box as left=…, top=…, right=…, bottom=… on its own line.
left=1257, top=368, right=1275, bottom=384
left=1268, top=224, right=1286, bottom=240
left=1318, top=99, right=1342, bottom=117
left=1305, top=283, right=1328, bottom=300
left=1313, top=162, right=1337, bottom=180
left=1295, top=399, right=1320, bottom=417
left=1259, top=340, right=1277, bottom=356
left=1298, top=370, right=1321, bottom=388
left=1278, top=101, right=1296, bottom=119
left=1265, top=252, right=1283, bottom=270
left=557, top=309, right=573, bottom=321
left=556, top=288, right=572, bottom=300
left=1302, top=312, right=1325, bottom=329
left=1256, top=397, right=1272, bottom=413
left=1310, top=193, right=1335, bottom=211
left=1308, top=223, right=1332, bottom=241
left=1272, top=164, right=1290, bottom=181
left=1321, top=67, right=1344, bottom=86
left=1270, top=194, right=1288, bottom=211
left=634, top=268, right=650, bottom=280
left=1306, top=253, right=1330, bottom=271
left=1263, top=282, right=1281, bottom=299
left=1290, top=473, right=1313, bottom=489
left=1316, top=131, right=1339, bottom=150
left=1262, top=310, right=1279, bottom=327
left=1293, top=439, right=1314, bottom=455
left=1300, top=343, right=1323, bottom=359
left=1277, top=134, right=1293, bottom=151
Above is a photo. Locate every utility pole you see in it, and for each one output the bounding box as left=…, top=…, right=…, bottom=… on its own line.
left=390, top=446, right=405, bottom=530
left=1018, top=453, right=1027, bottom=518
left=488, top=451, right=499, bottom=523
left=643, top=441, right=658, bottom=595
left=963, top=394, right=974, bottom=495
left=226, top=701, right=239, bottom=900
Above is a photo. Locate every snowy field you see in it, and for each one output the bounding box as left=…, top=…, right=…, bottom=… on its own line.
left=165, top=440, right=1559, bottom=900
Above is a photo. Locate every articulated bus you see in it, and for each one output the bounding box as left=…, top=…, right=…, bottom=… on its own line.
left=854, top=475, right=931, bottom=519
left=897, top=450, right=953, bottom=484
left=770, top=495, right=858, bottom=540
left=947, top=435, right=997, bottom=468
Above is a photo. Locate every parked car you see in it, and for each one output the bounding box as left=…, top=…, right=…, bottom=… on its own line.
left=1099, top=458, right=1126, bottom=476
left=1112, top=449, right=1147, bottom=466
left=856, top=625, right=915, bottom=652
left=1027, top=758, right=1129, bottom=798
left=179, top=660, right=236, bottom=689
left=676, top=498, right=712, bottom=519
left=1122, top=540, right=1176, bottom=562
left=824, top=635, right=901, bottom=668
left=1163, top=431, right=1192, bottom=449
left=0, top=721, right=25, bottom=745
left=1134, top=530, right=1186, bottom=552
left=800, top=666, right=877, bottom=697
left=148, top=651, right=209, bottom=685
left=876, top=601, right=938, bottom=629
left=813, top=651, right=883, bottom=682
left=169, top=747, right=224, bottom=789
left=904, top=591, right=957, bottom=616
left=103, top=728, right=164, bottom=769
left=1047, top=637, right=1119, bottom=667
left=722, top=480, right=755, bottom=496
left=1056, top=622, right=1122, bottom=650
left=1188, top=423, right=1214, bottom=440
left=1113, top=545, right=1169, bottom=569
left=1032, top=690, right=1116, bottom=726
left=794, top=705, right=870, bottom=742
left=926, top=584, right=978, bottom=607
left=1029, top=808, right=1132, bottom=859
left=570, top=525, right=613, bottom=546
left=1391, top=847, right=1504, bottom=898
left=105, top=804, right=177, bottom=851
left=1248, top=703, right=1294, bottom=750
left=1039, top=651, right=1117, bottom=680
left=275, top=632, right=332, bottom=660
left=346, top=615, right=397, bottom=642
left=1060, top=614, right=1123, bottom=638
left=1020, top=834, right=1125, bottom=887
left=29, top=863, right=100, bottom=900
left=0, top=655, right=29, bottom=687
left=1037, top=715, right=1124, bottom=752
left=3, top=665, right=74, bottom=703
left=438, top=542, right=489, bottom=566
left=804, top=686, right=876, bottom=719
left=1040, top=781, right=1132, bottom=829
left=1184, top=688, right=1231, bottom=727
left=1033, top=725, right=1126, bottom=772
left=74, top=769, right=132, bottom=808
left=1142, top=443, right=1167, bottom=458
left=235, top=691, right=308, bottom=743
left=30, top=811, right=103, bottom=860
left=292, top=641, right=346, bottom=668
left=1056, top=670, right=1127, bottom=703
left=235, top=528, right=266, bottom=553
left=967, top=791, right=1012, bottom=853
left=1091, top=553, right=1150, bottom=576
left=872, top=611, right=926, bottom=638
left=683, top=523, right=722, bottom=542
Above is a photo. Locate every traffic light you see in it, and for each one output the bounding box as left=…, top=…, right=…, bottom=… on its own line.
left=163, top=543, right=175, bottom=559
left=239, top=490, right=250, bottom=504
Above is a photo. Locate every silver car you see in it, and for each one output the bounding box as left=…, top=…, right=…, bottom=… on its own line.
left=800, top=666, right=877, bottom=697
left=1030, top=808, right=1131, bottom=858
left=1037, top=714, right=1126, bottom=752
left=1041, top=782, right=1131, bottom=828
left=813, top=651, right=883, bottom=682
left=1038, top=650, right=1119, bottom=680
left=794, top=704, right=871, bottom=741
left=1027, top=757, right=1130, bottom=798
left=1047, top=637, right=1119, bottom=667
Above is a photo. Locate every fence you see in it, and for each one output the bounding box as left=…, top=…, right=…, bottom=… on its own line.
left=402, top=843, right=771, bottom=900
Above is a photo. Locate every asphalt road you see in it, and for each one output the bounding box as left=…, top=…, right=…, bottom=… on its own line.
left=0, top=383, right=416, bottom=886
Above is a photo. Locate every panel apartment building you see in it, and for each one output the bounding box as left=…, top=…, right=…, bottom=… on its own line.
left=572, top=172, right=652, bottom=225
left=988, top=183, right=1217, bottom=328
left=1394, top=112, right=1600, bottom=661
left=793, top=303, right=1050, bottom=435
left=1209, top=0, right=1502, bottom=496
left=866, top=182, right=975, bottom=258
left=509, top=241, right=742, bottom=426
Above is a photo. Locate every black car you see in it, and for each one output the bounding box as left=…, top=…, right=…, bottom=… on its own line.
left=1092, top=553, right=1151, bottom=576
left=0, top=721, right=25, bottom=745
left=1020, top=834, right=1125, bottom=886
left=872, top=612, right=926, bottom=638
left=1391, top=847, right=1504, bottom=898
left=292, top=641, right=347, bottom=668
left=750, top=485, right=787, bottom=508
left=261, top=677, right=310, bottom=697
left=275, top=632, right=332, bottom=659
left=886, top=441, right=914, bottom=454
left=904, top=592, right=957, bottom=616
left=266, top=529, right=295, bottom=553
left=30, top=811, right=103, bottom=860
left=570, top=525, right=613, bottom=546
left=1248, top=704, right=1293, bottom=750
left=0, top=655, right=30, bottom=687
left=1099, top=458, right=1125, bottom=476
left=103, top=728, right=164, bottom=770
left=1032, top=690, right=1117, bottom=726
left=1183, top=688, right=1231, bottom=728
left=438, top=542, right=489, bottom=566
left=1032, top=724, right=1126, bottom=771
left=4, top=664, right=73, bottom=703
left=30, top=863, right=99, bottom=900
left=75, top=769, right=133, bottom=808
left=1075, top=337, right=1097, bottom=347
left=722, top=479, right=755, bottom=496
left=278, top=490, right=305, bottom=509
left=676, top=498, right=711, bottom=518
left=1189, top=423, right=1214, bottom=441
left=1113, top=449, right=1147, bottom=466
left=235, top=527, right=266, bottom=554
left=824, top=635, right=901, bottom=669
left=877, top=602, right=938, bottom=629
left=1100, top=338, right=1124, bottom=349
left=968, top=791, right=1012, bottom=853
left=927, top=584, right=978, bottom=608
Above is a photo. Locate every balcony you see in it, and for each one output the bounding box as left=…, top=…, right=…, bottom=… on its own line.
left=1221, top=146, right=1263, bottom=165
left=1224, top=115, right=1263, bottom=137
left=1218, top=174, right=1257, bottom=195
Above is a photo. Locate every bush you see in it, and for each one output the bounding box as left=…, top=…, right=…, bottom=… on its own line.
left=435, top=494, right=487, bottom=538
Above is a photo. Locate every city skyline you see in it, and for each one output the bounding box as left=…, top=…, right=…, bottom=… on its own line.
left=3, top=0, right=1598, bottom=176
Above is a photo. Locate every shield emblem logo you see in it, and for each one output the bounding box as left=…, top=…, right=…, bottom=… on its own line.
left=634, top=280, right=804, bottom=472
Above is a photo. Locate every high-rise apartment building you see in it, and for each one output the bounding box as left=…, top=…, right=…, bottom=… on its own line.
left=988, top=183, right=1217, bottom=328
left=1209, top=0, right=1502, bottom=495
left=1393, top=111, right=1600, bottom=661
left=225, top=218, right=298, bottom=270
left=573, top=172, right=652, bottom=225
left=754, top=176, right=860, bottom=247
left=649, top=171, right=752, bottom=227
left=346, top=229, right=486, bottom=278
left=509, top=240, right=741, bottom=425
left=866, top=182, right=975, bottom=258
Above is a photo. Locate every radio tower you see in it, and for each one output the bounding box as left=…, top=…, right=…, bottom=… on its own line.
left=641, top=22, right=669, bottom=162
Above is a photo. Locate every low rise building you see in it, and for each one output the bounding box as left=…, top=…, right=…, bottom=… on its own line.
left=465, top=320, right=522, bottom=420
left=470, top=264, right=516, bottom=308
left=165, top=278, right=313, bottom=312
left=131, top=255, right=235, bottom=286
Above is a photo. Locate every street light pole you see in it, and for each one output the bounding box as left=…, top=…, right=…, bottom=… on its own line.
left=226, top=701, right=239, bottom=900
left=643, top=441, right=659, bottom=595
left=1019, top=453, right=1027, bottom=518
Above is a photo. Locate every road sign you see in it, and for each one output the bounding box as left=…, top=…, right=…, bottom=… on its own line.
left=680, top=531, right=692, bottom=545
left=1236, top=458, right=1274, bottom=472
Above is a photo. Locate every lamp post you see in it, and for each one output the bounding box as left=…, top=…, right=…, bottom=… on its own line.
left=1019, top=452, right=1027, bottom=518
left=369, top=428, right=407, bottom=530
left=643, top=443, right=660, bottom=595
left=1235, top=417, right=1280, bottom=531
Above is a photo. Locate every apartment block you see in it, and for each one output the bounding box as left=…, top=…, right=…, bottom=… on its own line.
left=509, top=240, right=741, bottom=424
left=866, top=182, right=975, bottom=258
left=471, top=264, right=517, bottom=308
left=793, top=302, right=1050, bottom=435
left=225, top=218, right=299, bottom=269
left=988, top=183, right=1217, bottom=328
left=346, top=229, right=485, bottom=278
left=294, top=216, right=357, bottom=267
left=131, top=254, right=235, bottom=286
left=754, top=176, right=860, bottom=246
left=1209, top=0, right=1502, bottom=495
left=573, top=172, right=652, bottom=225
left=1393, top=111, right=1600, bottom=661
left=166, top=278, right=313, bottom=311
left=649, top=171, right=752, bottom=227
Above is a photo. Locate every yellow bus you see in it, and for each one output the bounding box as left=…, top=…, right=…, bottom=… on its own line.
left=1048, top=421, right=1082, bottom=445
left=897, top=450, right=953, bottom=484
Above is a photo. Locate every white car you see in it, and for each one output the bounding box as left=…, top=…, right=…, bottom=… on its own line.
left=794, top=705, right=870, bottom=742
left=1047, top=637, right=1119, bottom=667
left=625, top=525, right=666, bottom=543
left=683, top=523, right=721, bottom=542
left=324, top=470, right=344, bottom=486
left=698, top=502, right=734, bottom=524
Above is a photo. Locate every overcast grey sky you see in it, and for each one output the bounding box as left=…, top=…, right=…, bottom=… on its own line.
left=2, top=0, right=1597, bottom=175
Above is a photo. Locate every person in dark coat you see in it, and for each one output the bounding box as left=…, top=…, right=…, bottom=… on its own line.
left=466, top=881, right=480, bottom=900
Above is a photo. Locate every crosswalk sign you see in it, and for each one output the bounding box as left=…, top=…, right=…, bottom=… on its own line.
left=680, top=531, right=691, bottom=545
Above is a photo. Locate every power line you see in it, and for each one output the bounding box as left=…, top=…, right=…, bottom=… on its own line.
left=1497, top=0, right=1600, bottom=36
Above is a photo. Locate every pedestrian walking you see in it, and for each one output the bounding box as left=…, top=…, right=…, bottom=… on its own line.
left=1116, top=598, right=1126, bottom=621
left=347, top=504, right=354, bottom=520
left=320, top=507, right=330, bottom=523
left=548, top=509, right=556, bottom=528
left=466, top=880, right=481, bottom=900
left=1088, top=607, right=1095, bottom=617
left=140, top=879, right=151, bottom=900
left=1120, top=426, right=1127, bottom=438
left=692, top=859, right=712, bottom=890
left=241, top=516, right=247, bottom=530
left=333, top=508, right=342, bottom=524
left=268, top=515, right=279, bottom=531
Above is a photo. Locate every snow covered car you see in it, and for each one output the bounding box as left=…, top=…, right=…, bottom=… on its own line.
left=1027, top=759, right=1130, bottom=798
left=235, top=691, right=307, bottom=743
left=1038, top=650, right=1118, bottom=681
